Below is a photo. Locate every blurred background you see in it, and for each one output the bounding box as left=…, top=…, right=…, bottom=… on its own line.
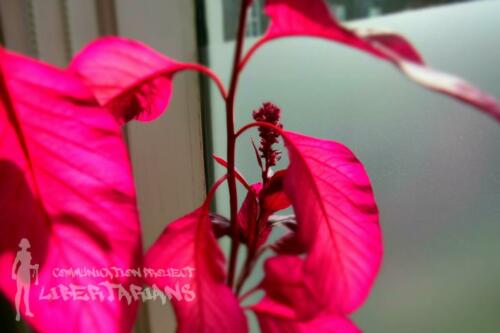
left=0, top=0, right=499, bottom=332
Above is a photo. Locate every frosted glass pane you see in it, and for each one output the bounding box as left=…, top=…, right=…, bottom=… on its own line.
left=202, top=1, right=500, bottom=331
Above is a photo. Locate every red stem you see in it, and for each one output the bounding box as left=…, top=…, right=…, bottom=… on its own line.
left=226, top=0, right=251, bottom=288
left=235, top=121, right=283, bottom=139
left=233, top=122, right=284, bottom=292
left=238, top=285, right=260, bottom=303
left=212, top=154, right=253, bottom=191
left=179, top=63, right=228, bottom=99
left=106, top=63, right=228, bottom=107
left=205, top=175, right=228, bottom=209
left=235, top=213, right=261, bottom=295
left=238, top=38, right=268, bottom=73
left=236, top=235, right=270, bottom=295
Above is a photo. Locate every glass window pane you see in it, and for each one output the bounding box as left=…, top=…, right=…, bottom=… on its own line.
left=200, top=1, right=500, bottom=332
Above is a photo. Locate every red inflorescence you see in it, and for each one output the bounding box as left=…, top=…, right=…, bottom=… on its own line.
left=252, top=102, right=283, bottom=170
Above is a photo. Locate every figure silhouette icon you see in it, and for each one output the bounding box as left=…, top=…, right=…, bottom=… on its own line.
left=11, top=238, right=39, bottom=322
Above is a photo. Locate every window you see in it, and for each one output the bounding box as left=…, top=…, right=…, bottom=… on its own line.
left=201, top=1, right=500, bottom=332
left=223, top=0, right=268, bottom=40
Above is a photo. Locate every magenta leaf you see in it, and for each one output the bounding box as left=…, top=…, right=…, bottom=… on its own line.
left=253, top=257, right=360, bottom=332
left=238, top=171, right=291, bottom=247
left=237, top=183, right=275, bottom=249
left=254, top=255, right=322, bottom=319
left=260, top=170, right=290, bottom=213
left=270, top=231, right=307, bottom=255
left=70, top=37, right=224, bottom=122
left=144, top=202, right=247, bottom=333
left=280, top=130, right=382, bottom=314
left=256, top=310, right=360, bottom=333
left=238, top=184, right=264, bottom=247
left=243, top=0, right=500, bottom=121
left=355, top=27, right=423, bottom=63
left=0, top=49, right=142, bottom=332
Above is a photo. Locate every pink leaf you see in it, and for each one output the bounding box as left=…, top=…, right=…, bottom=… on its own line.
left=257, top=311, right=360, bottom=333
left=144, top=202, right=247, bottom=333
left=0, top=49, right=141, bottom=332
left=254, top=255, right=322, bottom=319
left=253, top=258, right=360, bottom=332
left=281, top=130, right=382, bottom=314
left=237, top=183, right=276, bottom=248
left=260, top=0, right=398, bottom=61
left=242, top=0, right=500, bottom=121
left=256, top=310, right=360, bottom=333
left=260, top=170, right=291, bottom=213
left=270, top=232, right=306, bottom=255
left=70, top=37, right=225, bottom=123
left=238, top=172, right=291, bottom=247
left=238, top=184, right=264, bottom=247
left=356, top=28, right=423, bottom=63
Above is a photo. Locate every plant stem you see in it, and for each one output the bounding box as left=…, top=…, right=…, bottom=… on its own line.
left=238, top=285, right=260, bottom=303
left=235, top=205, right=261, bottom=294
left=235, top=235, right=258, bottom=295
left=226, top=0, right=251, bottom=288
left=236, top=237, right=269, bottom=295
left=180, top=63, right=227, bottom=99
left=235, top=250, right=256, bottom=295
left=235, top=121, right=282, bottom=139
